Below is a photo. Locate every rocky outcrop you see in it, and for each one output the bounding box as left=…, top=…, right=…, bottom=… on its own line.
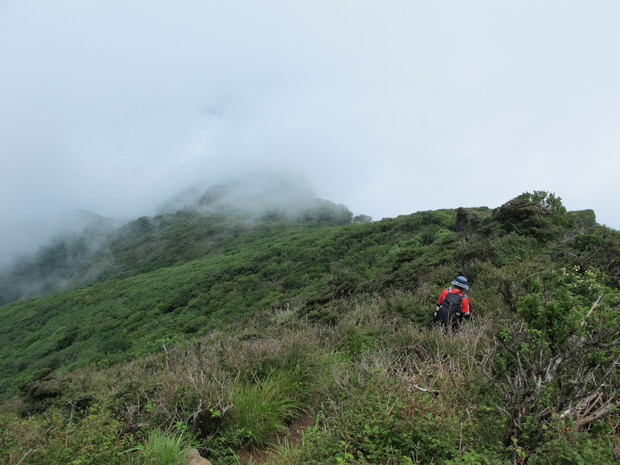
left=183, top=448, right=212, bottom=465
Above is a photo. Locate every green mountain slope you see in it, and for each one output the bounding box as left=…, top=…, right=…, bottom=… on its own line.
left=0, top=209, right=453, bottom=398
left=0, top=175, right=355, bottom=305
left=1, top=191, right=619, bottom=465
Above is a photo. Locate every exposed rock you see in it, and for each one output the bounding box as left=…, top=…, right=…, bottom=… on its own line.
left=455, top=207, right=488, bottom=235
left=183, top=448, right=212, bottom=465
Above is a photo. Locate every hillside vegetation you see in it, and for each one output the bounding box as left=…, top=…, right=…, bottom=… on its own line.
left=1, top=190, right=619, bottom=464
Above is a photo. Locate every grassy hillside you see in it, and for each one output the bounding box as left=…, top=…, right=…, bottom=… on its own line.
left=0, top=209, right=455, bottom=398
left=1, top=191, right=619, bottom=464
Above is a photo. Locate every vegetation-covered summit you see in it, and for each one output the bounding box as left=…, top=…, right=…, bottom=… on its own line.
left=1, top=190, right=618, bottom=464
left=0, top=175, right=356, bottom=305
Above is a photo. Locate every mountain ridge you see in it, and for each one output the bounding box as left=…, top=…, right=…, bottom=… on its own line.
left=0, top=176, right=359, bottom=306
left=1, top=189, right=619, bottom=464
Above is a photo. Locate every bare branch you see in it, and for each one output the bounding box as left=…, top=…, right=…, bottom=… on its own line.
left=544, top=355, right=564, bottom=384
left=16, top=449, right=35, bottom=465
left=411, top=384, right=440, bottom=394
left=559, top=392, right=600, bottom=420
left=586, top=339, right=620, bottom=349
left=574, top=400, right=618, bottom=428
left=581, top=295, right=603, bottom=326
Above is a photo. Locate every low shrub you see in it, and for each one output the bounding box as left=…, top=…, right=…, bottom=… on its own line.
left=291, top=374, right=503, bottom=465
left=528, top=430, right=619, bottom=465
left=0, top=406, right=132, bottom=465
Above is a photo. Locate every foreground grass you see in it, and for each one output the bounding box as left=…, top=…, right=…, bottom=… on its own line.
left=2, top=297, right=618, bottom=464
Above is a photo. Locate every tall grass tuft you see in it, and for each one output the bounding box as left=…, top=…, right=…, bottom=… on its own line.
left=128, top=430, right=189, bottom=465
left=229, top=368, right=305, bottom=448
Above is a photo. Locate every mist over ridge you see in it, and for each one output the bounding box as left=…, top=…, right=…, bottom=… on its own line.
left=0, top=173, right=354, bottom=267
left=0, top=172, right=363, bottom=304
left=0, top=174, right=605, bottom=309
left=157, top=172, right=344, bottom=220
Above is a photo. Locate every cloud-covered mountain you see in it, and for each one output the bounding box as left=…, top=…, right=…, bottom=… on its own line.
left=0, top=174, right=360, bottom=305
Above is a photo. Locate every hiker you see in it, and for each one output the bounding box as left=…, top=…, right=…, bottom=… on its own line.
left=429, top=276, right=471, bottom=331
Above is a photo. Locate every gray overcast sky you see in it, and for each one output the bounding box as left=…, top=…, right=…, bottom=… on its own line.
left=1, top=0, right=619, bottom=258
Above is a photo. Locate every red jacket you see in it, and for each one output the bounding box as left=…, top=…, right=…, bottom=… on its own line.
left=437, top=287, right=470, bottom=315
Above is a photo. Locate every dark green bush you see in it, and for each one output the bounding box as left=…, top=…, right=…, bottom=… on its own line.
left=296, top=375, right=502, bottom=465
left=529, top=430, right=618, bottom=465
left=0, top=406, right=132, bottom=465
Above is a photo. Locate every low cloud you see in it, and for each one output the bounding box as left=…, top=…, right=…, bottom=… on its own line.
left=1, top=0, right=618, bottom=263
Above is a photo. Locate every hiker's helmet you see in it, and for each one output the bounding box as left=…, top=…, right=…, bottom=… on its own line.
left=451, top=276, right=469, bottom=291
